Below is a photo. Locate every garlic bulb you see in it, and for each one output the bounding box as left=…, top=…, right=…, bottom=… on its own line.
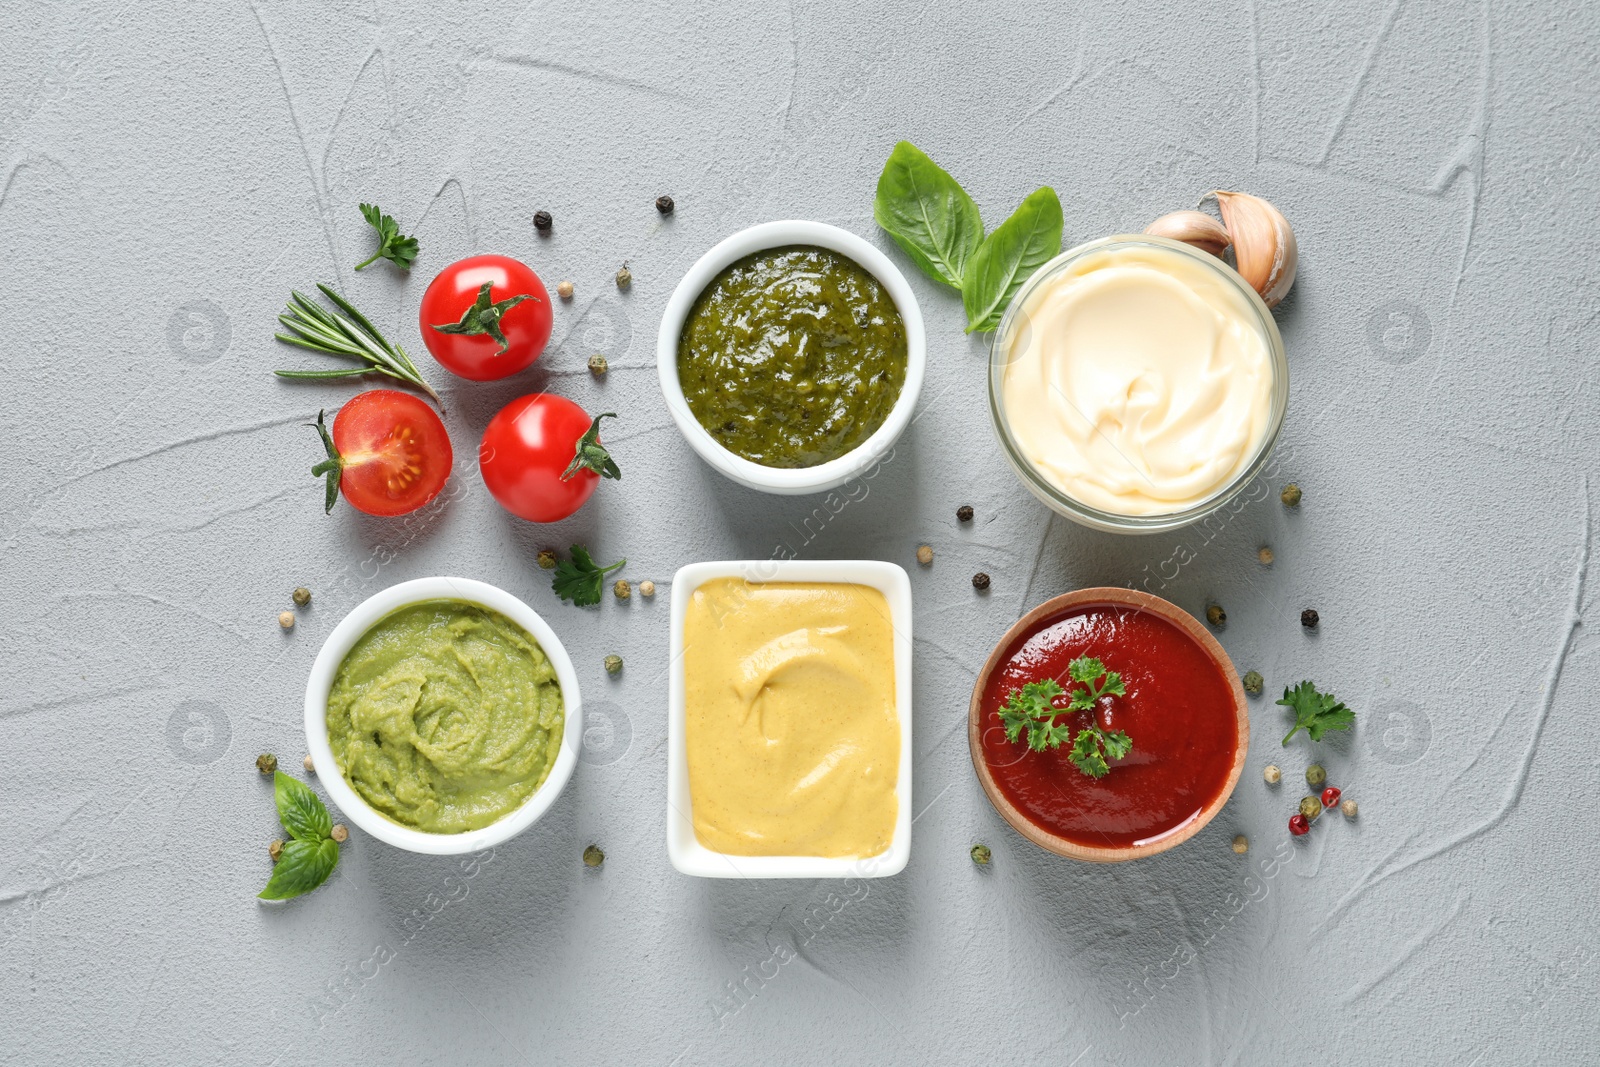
left=1144, top=210, right=1231, bottom=258
left=1208, top=191, right=1297, bottom=307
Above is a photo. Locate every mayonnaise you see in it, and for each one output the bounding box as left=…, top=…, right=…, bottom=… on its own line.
left=999, top=241, right=1275, bottom=516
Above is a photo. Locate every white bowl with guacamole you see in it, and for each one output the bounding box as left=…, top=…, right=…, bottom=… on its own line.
left=303, top=577, right=582, bottom=855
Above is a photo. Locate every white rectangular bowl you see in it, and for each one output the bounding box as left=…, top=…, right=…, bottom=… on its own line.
left=667, top=559, right=913, bottom=879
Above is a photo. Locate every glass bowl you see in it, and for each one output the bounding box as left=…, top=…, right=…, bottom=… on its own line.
left=987, top=235, right=1288, bottom=534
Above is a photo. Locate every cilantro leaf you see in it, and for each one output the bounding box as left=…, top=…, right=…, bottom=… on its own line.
left=993, top=658, right=1133, bottom=778
left=551, top=545, right=625, bottom=606
left=1278, top=680, right=1355, bottom=745
left=356, top=202, right=418, bottom=271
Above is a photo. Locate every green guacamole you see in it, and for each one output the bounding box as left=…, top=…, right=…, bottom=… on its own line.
left=677, top=245, right=907, bottom=468
left=325, top=599, right=564, bottom=834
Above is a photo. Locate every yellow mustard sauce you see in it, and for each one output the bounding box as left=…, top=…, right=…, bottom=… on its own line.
left=683, top=579, right=899, bottom=857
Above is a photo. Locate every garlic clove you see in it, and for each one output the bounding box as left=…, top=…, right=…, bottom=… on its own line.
left=1144, top=210, right=1231, bottom=258
left=1208, top=191, right=1297, bottom=308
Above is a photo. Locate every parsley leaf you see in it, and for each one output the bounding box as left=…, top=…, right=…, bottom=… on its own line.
left=994, top=655, right=1133, bottom=778
left=551, top=545, right=625, bottom=606
left=355, top=202, right=418, bottom=271
left=1278, top=680, right=1355, bottom=745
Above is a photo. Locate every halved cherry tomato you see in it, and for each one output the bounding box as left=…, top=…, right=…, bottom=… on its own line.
left=419, top=254, right=552, bottom=381
left=479, top=394, right=619, bottom=522
left=310, top=390, right=452, bottom=516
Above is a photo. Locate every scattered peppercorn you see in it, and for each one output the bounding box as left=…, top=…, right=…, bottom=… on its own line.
left=256, top=753, right=277, bottom=775
left=956, top=505, right=974, bottom=522
left=1341, top=798, right=1359, bottom=819
left=916, top=544, right=933, bottom=565
left=303, top=754, right=315, bottom=774
left=1257, top=546, right=1274, bottom=566
left=1301, top=608, right=1319, bottom=629
left=1305, top=763, right=1326, bottom=787
left=1231, top=834, right=1249, bottom=854
left=556, top=280, right=574, bottom=300
left=1242, top=670, right=1263, bottom=696
left=269, top=839, right=284, bottom=863
left=1298, top=796, right=1322, bottom=820
left=537, top=549, right=558, bottom=570
left=292, top=586, right=312, bottom=607
left=1263, top=764, right=1282, bottom=785
left=1205, top=603, right=1226, bottom=628
left=1280, top=483, right=1302, bottom=507
left=970, top=844, right=991, bottom=866
left=583, top=844, right=605, bottom=867
left=330, top=824, right=349, bottom=843
left=972, top=572, right=990, bottom=590
left=614, top=579, right=631, bottom=600
left=588, top=354, right=609, bottom=375
left=615, top=263, right=632, bottom=289
left=1289, top=813, right=1310, bottom=836
left=1321, top=786, right=1342, bottom=808
left=604, top=654, right=623, bottom=675
left=639, top=580, right=656, bottom=598
left=533, top=210, right=552, bottom=232
left=278, top=610, right=295, bottom=630
left=655, top=195, right=675, bottom=215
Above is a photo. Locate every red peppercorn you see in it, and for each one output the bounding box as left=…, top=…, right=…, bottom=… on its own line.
left=1321, top=786, right=1342, bottom=808
left=1289, top=813, right=1310, bottom=836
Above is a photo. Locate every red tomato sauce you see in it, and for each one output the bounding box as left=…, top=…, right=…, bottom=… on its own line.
left=978, top=603, right=1238, bottom=849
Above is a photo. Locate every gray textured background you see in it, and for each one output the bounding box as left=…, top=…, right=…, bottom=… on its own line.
left=3, top=0, right=1597, bottom=1063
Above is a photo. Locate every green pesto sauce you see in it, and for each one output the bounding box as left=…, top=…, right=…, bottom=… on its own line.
left=677, top=245, right=908, bottom=468
left=326, top=599, right=564, bottom=834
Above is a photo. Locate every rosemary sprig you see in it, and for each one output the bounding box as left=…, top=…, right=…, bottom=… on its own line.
left=274, top=284, right=441, bottom=406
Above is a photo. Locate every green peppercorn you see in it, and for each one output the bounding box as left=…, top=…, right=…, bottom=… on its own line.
left=537, top=549, right=558, bottom=570
left=583, top=844, right=605, bottom=868
left=1305, top=763, right=1327, bottom=787
left=604, top=654, right=623, bottom=675
left=588, top=354, right=608, bottom=375
left=1281, top=483, right=1302, bottom=508
left=256, top=753, right=277, bottom=775
left=1299, top=795, right=1322, bottom=820
left=1242, top=670, right=1263, bottom=695
left=268, top=839, right=284, bottom=863
left=292, top=586, right=312, bottom=607
left=614, top=578, right=631, bottom=600
left=970, top=844, right=991, bottom=866
left=1206, top=603, right=1226, bottom=628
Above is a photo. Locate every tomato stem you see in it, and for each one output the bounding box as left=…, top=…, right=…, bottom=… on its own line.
left=309, top=410, right=344, bottom=514
left=561, top=413, right=621, bottom=482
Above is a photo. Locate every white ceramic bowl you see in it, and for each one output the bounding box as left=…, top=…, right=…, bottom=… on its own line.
left=666, top=559, right=913, bottom=878
left=657, top=220, right=926, bottom=495
left=303, top=576, right=582, bottom=856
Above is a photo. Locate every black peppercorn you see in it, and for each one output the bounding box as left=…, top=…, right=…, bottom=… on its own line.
left=655, top=195, right=674, bottom=215
left=956, top=505, right=974, bottom=522
left=972, top=572, right=990, bottom=590
left=1301, top=608, right=1319, bottom=629
left=533, top=210, right=552, bottom=232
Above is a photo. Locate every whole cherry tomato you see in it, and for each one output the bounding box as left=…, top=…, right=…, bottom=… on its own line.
left=310, top=390, right=452, bottom=516
left=419, top=254, right=552, bottom=380
left=479, top=394, right=619, bottom=522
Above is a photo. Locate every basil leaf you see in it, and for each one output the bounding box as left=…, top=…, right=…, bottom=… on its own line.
left=961, top=187, right=1064, bottom=333
left=259, top=837, right=340, bottom=901
left=872, top=141, right=984, bottom=290
left=274, top=771, right=332, bottom=842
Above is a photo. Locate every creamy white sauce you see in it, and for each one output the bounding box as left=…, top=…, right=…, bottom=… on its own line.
left=1000, top=242, right=1274, bottom=516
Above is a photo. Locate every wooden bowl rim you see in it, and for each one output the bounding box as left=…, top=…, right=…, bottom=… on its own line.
left=966, top=586, right=1249, bottom=863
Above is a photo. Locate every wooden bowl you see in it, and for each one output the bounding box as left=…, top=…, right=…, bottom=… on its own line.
left=967, top=587, right=1249, bottom=862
